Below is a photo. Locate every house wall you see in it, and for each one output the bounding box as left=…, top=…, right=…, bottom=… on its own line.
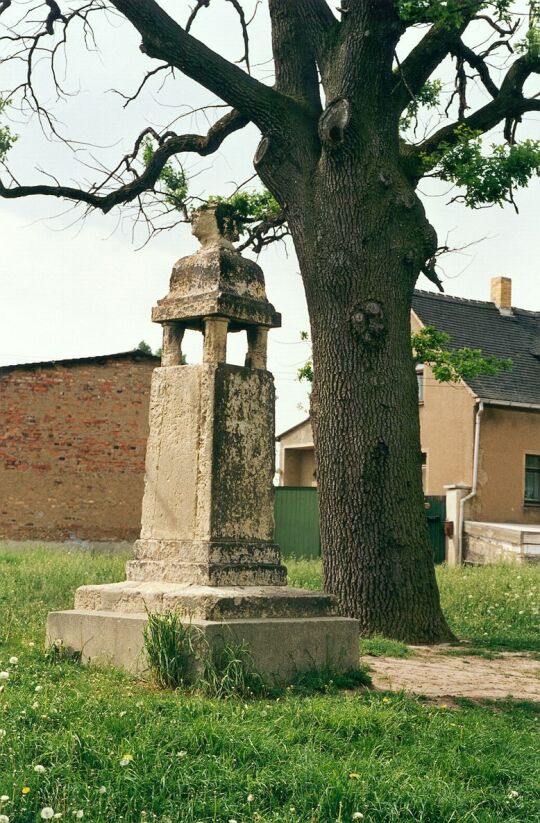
left=278, top=421, right=315, bottom=486
left=0, top=356, right=156, bottom=541
left=472, top=406, right=540, bottom=524
left=418, top=364, right=476, bottom=495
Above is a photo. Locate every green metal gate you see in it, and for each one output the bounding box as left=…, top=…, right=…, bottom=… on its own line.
left=424, top=495, right=446, bottom=564
left=274, top=487, right=321, bottom=559
left=274, top=488, right=446, bottom=564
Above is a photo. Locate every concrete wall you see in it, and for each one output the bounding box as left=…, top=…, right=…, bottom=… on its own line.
left=0, top=355, right=156, bottom=541
left=472, top=406, right=540, bottom=524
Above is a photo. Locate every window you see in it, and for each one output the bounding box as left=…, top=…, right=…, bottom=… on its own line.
left=416, top=365, right=424, bottom=403
left=525, top=455, right=540, bottom=504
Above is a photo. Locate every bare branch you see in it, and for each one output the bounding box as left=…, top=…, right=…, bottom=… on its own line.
left=110, top=0, right=291, bottom=131
left=0, top=109, right=248, bottom=212
left=410, top=53, right=540, bottom=171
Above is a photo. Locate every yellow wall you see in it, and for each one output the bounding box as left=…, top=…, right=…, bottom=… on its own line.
left=473, top=406, right=540, bottom=524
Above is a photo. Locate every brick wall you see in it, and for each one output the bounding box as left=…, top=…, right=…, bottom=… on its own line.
left=0, top=353, right=158, bottom=542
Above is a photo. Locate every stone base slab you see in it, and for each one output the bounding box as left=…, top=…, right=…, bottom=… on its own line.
left=74, top=581, right=337, bottom=620
left=126, top=558, right=287, bottom=586
left=47, top=610, right=359, bottom=682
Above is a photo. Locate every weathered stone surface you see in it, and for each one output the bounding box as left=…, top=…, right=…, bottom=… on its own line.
left=46, top=207, right=360, bottom=682
left=47, top=610, right=359, bottom=681
left=74, top=582, right=337, bottom=620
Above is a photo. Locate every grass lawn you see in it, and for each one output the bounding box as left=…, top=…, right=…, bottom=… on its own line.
left=0, top=546, right=539, bottom=822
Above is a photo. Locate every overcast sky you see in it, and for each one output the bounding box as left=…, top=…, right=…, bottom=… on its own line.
left=1, top=1, right=538, bottom=434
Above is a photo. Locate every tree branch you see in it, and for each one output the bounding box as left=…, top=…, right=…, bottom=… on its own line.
left=110, top=0, right=291, bottom=132
left=410, top=53, right=540, bottom=171
left=393, top=2, right=482, bottom=111
left=268, top=0, right=323, bottom=113
left=0, top=109, right=248, bottom=212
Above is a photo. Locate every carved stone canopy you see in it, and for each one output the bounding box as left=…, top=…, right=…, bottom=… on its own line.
left=152, top=205, right=281, bottom=332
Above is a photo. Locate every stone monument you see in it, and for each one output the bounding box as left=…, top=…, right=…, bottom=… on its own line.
left=47, top=206, right=358, bottom=682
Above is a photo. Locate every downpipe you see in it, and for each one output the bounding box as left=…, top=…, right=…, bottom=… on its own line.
left=458, top=400, right=484, bottom=564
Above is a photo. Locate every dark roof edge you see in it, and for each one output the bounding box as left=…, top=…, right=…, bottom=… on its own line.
left=477, top=398, right=540, bottom=411
left=276, top=417, right=311, bottom=441
left=0, top=349, right=160, bottom=374
left=413, top=288, right=539, bottom=318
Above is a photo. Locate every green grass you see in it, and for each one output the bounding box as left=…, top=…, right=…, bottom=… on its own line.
left=359, top=636, right=412, bottom=659
left=0, top=546, right=539, bottom=822
left=287, top=558, right=540, bottom=653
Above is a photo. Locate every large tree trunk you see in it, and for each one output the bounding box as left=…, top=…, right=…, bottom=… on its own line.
left=256, top=2, right=453, bottom=642
left=284, top=162, right=453, bottom=643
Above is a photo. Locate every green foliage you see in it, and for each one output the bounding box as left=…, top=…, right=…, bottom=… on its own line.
left=137, top=340, right=152, bottom=355
left=425, top=125, right=540, bottom=208
left=143, top=611, right=200, bottom=689
left=400, top=80, right=443, bottom=132
left=199, top=639, right=267, bottom=699
left=298, top=325, right=512, bottom=384
left=412, top=325, right=512, bottom=382
left=517, top=1, right=540, bottom=57
left=397, top=0, right=513, bottom=27
left=287, top=665, right=371, bottom=695
left=208, top=189, right=281, bottom=235
left=360, top=636, right=413, bottom=659
left=0, top=98, right=16, bottom=161
left=143, top=139, right=188, bottom=209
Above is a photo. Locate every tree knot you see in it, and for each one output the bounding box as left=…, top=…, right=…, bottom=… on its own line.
left=350, top=301, right=387, bottom=349
left=319, top=99, right=351, bottom=147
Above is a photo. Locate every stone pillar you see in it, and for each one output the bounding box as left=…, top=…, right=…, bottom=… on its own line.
left=245, top=327, right=268, bottom=370
left=444, top=484, right=471, bottom=566
left=161, top=323, right=184, bottom=366
left=203, top=317, right=228, bottom=364
left=47, top=205, right=359, bottom=683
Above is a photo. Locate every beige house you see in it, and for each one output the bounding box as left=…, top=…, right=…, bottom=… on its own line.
left=278, top=278, right=540, bottom=563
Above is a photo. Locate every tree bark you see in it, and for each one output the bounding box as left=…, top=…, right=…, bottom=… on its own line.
left=290, top=170, right=452, bottom=641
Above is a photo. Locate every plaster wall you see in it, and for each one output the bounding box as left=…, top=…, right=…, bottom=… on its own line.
left=472, top=406, right=540, bottom=524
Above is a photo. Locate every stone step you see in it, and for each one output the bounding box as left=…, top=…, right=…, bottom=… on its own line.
left=126, top=559, right=287, bottom=587
left=74, top=581, right=338, bottom=620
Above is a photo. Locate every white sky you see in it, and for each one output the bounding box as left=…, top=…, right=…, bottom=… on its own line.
left=0, top=2, right=539, bottom=435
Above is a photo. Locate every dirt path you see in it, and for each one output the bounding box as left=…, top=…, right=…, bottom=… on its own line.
left=369, top=647, right=540, bottom=702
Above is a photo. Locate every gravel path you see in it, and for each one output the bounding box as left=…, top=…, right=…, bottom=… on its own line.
left=369, top=646, right=540, bottom=702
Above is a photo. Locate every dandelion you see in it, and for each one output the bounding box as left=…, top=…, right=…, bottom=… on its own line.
left=41, top=809, right=54, bottom=820
left=352, top=814, right=364, bottom=821
left=0, top=673, right=9, bottom=681
left=54, top=815, right=62, bottom=819
left=35, top=686, right=43, bottom=693
left=0, top=797, right=8, bottom=804
left=508, top=790, right=519, bottom=800
left=247, top=794, right=254, bottom=802
left=21, top=787, right=31, bottom=795
left=228, top=819, right=238, bottom=823
left=34, top=765, right=46, bottom=773
left=382, top=697, right=391, bottom=703
left=439, top=704, right=448, bottom=709
left=32, top=702, right=39, bottom=710
left=349, top=772, right=361, bottom=780
left=8, top=657, right=18, bottom=666
left=74, top=811, right=84, bottom=819
left=176, top=751, right=187, bottom=758
left=119, top=753, right=134, bottom=767
left=98, top=787, right=107, bottom=795
left=0, top=814, right=9, bottom=823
